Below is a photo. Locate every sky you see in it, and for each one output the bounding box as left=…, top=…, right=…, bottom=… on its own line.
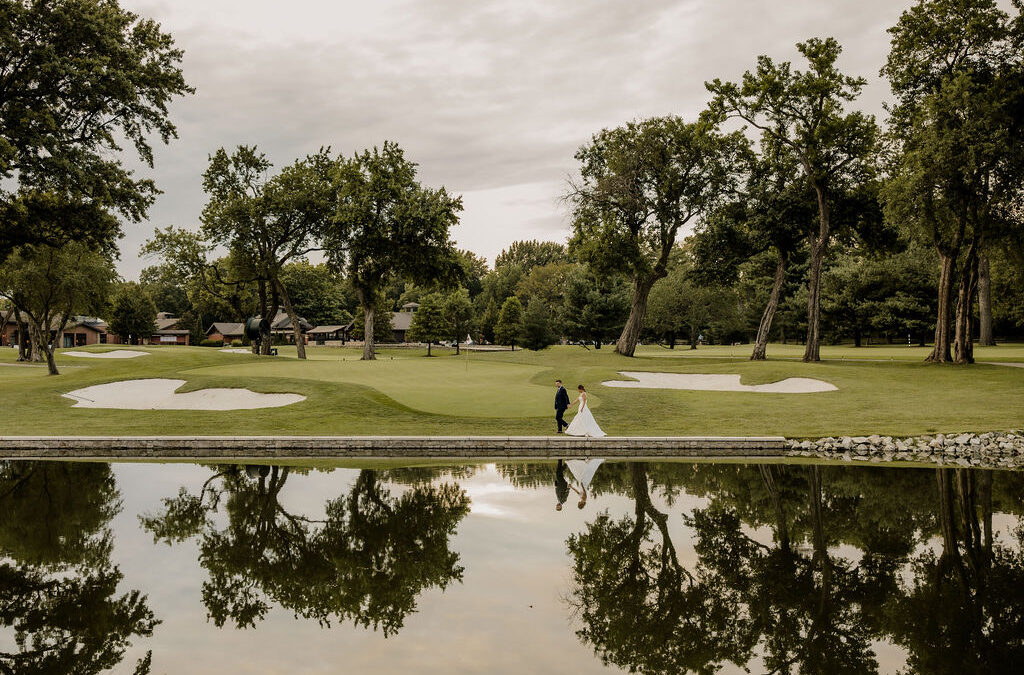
left=118, top=0, right=912, bottom=279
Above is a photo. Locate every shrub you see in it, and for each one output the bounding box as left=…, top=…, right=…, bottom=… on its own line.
left=199, top=339, right=222, bottom=347
left=231, top=339, right=243, bottom=347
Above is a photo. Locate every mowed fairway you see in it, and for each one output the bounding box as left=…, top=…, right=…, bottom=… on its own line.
left=0, top=343, right=1022, bottom=437
left=185, top=354, right=565, bottom=417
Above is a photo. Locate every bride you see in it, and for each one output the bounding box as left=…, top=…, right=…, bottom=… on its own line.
left=565, top=385, right=606, bottom=438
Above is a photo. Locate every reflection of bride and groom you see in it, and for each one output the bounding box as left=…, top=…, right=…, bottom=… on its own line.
left=554, top=379, right=605, bottom=437
left=555, top=458, right=605, bottom=511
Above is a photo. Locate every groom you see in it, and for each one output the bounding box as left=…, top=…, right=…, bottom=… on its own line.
left=554, top=379, right=570, bottom=434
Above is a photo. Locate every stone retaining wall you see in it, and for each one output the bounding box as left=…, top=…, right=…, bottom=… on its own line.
left=0, top=435, right=786, bottom=460
left=787, top=430, right=1024, bottom=469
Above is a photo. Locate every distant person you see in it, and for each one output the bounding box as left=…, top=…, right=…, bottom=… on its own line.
left=554, top=379, right=570, bottom=434
left=555, top=459, right=570, bottom=511
left=565, top=385, right=606, bottom=437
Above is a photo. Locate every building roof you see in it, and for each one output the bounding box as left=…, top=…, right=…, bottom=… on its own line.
left=207, top=322, right=245, bottom=336
left=391, top=311, right=414, bottom=331
left=401, top=302, right=420, bottom=311
left=154, top=317, right=182, bottom=331
left=266, top=311, right=312, bottom=332
left=308, top=325, right=348, bottom=334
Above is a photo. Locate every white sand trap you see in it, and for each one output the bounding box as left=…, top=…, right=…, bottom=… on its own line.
left=63, top=378, right=305, bottom=410
left=219, top=348, right=251, bottom=354
left=64, top=350, right=150, bottom=359
left=602, top=371, right=837, bottom=393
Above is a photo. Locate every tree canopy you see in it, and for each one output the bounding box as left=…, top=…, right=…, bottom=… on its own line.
left=324, top=142, right=462, bottom=360
left=0, top=0, right=192, bottom=263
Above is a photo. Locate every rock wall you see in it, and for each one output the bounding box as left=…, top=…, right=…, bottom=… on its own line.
left=788, top=431, right=1024, bottom=469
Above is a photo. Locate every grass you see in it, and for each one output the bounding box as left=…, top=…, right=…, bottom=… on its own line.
left=1, top=342, right=1022, bottom=438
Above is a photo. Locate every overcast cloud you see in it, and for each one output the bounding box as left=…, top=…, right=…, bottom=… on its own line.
left=118, top=0, right=910, bottom=279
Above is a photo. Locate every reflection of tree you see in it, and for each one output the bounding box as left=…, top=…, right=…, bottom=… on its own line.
left=0, top=461, right=157, bottom=675
left=567, top=462, right=1024, bottom=674
left=142, top=466, right=470, bottom=636
left=567, top=463, right=755, bottom=674
left=882, top=468, right=1024, bottom=674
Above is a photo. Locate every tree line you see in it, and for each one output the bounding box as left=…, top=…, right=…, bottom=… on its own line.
left=2, top=0, right=1023, bottom=375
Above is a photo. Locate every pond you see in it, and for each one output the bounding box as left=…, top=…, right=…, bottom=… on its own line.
left=1, top=459, right=1022, bottom=674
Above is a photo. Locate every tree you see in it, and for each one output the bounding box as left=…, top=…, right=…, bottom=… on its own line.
left=140, top=466, right=470, bottom=637
left=479, top=297, right=500, bottom=344
left=142, top=230, right=263, bottom=342
left=0, top=461, right=158, bottom=674
left=350, top=302, right=393, bottom=343
left=107, top=283, right=158, bottom=345
left=514, top=261, right=575, bottom=317
left=139, top=265, right=190, bottom=317
left=279, top=261, right=351, bottom=326
left=707, top=37, right=879, bottom=362
left=569, top=115, right=747, bottom=356
left=0, top=243, right=115, bottom=374
left=201, top=146, right=335, bottom=358
left=519, top=300, right=556, bottom=351
left=561, top=266, right=631, bottom=349
left=407, top=293, right=450, bottom=356
left=455, top=249, right=489, bottom=299
left=442, top=288, right=475, bottom=355
left=494, top=240, right=567, bottom=272
left=324, top=142, right=463, bottom=360
left=0, top=0, right=192, bottom=264
left=881, top=0, right=1024, bottom=363
left=694, top=140, right=814, bottom=359
left=494, top=296, right=525, bottom=350
left=646, top=256, right=736, bottom=349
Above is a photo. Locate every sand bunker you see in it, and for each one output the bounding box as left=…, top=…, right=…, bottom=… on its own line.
left=63, top=378, right=305, bottom=410
left=64, top=350, right=150, bottom=359
left=602, top=371, right=837, bottom=393
left=219, top=348, right=251, bottom=354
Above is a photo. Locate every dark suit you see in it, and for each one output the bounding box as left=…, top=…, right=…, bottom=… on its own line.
left=555, top=459, right=569, bottom=505
left=555, top=386, right=570, bottom=432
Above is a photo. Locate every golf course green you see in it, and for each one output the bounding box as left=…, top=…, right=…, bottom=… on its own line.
left=1, top=343, right=1021, bottom=437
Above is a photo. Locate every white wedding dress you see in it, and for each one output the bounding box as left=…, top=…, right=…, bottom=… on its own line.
left=565, top=459, right=605, bottom=490
left=565, top=397, right=606, bottom=438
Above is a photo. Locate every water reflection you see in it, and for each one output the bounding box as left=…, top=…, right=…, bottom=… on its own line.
left=0, top=461, right=157, bottom=675
left=139, top=465, right=470, bottom=635
left=565, top=463, right=1024, bottom=674
left=2, top=460, right=1024, bottom=674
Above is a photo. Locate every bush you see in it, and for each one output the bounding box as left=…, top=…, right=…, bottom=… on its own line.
left=199, top=339, right=222, bottom=347
left=231, top=339, right=243, bottom=347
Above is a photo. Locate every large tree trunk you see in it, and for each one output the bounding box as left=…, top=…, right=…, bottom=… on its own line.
left=759, top=465, right=790, bottom=552
left=751, top=252, right=787, bottom=360
left=43, top=344, right=59, bottom=375
left=953, top=240, right=978, bottom=364
left=927, top=251, right=956, bottom=363
left=357, top=288, right=376, bottom=361
left=26, top=317, right=44, bottom=363
left=978, top=252, right=994, bottom=346
left=274, top=278, right=306, bottom=360
left=615, top=275, right=658, bottom=357
left=28, top=320, right=58, bottom=375
left=804, top=185, right=830, bottom=363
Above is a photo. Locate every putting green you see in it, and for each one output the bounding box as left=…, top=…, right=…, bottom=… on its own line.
left=185, top=356, right=598, bottom=418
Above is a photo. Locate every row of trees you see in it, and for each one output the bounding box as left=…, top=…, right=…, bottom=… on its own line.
left=0, top=0, right=193, bottom=375
left=564, top=0, right=1024, bottom=363
left=4, top=0, right=1022, bottom=372
left=144, top=142, right=463, bottom=361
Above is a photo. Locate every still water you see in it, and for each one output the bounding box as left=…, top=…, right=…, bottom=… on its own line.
left=1, top=459, right=1022, bottom=674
